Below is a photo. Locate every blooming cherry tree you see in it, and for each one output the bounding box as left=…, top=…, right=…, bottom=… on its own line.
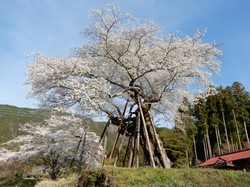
left=0, top=115, right=102, bottom=180
left=26, top=4, right=221, bottom=168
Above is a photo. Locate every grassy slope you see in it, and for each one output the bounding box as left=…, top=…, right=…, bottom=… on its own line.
left=80, top=167, right=250, bottom=187
left=33, top=167, right=250, bottom=187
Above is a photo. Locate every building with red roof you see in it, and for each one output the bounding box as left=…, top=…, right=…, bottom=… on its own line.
left=199, top=149, right=250, bottom=171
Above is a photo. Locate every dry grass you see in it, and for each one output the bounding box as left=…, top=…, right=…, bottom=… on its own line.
left=0, top=160, right=23, bottom=180
left=35, top=174, right=78, bottom=187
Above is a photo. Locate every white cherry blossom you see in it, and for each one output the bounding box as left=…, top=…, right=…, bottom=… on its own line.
left=26, top=4, right=221, bottom=123
left=0, top=115, right=102, bottom=180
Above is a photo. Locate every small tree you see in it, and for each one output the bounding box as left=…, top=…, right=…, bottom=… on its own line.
left=0, top=115, right=102, bottom=180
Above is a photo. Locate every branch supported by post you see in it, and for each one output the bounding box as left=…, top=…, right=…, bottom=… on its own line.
left=108, top=94, right=131, bottom=163
left=96, top=92, right=170, bottom=168
left=137, top=94, right=156, bottom=168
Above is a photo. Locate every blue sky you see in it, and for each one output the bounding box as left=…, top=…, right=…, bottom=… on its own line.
left=0, top=0, right=250, bottom=108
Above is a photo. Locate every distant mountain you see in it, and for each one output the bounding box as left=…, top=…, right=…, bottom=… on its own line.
left=0, top=104, right=44, bottom=117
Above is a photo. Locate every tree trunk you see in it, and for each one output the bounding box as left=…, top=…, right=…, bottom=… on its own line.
left=243, top=120, right=250, bottom=148
left=232, top=109, right=242, bottom=150
left=235, top=141, right=238, bottom=151
left=230, top=133, right=235, bottom=152
left=215, top=125, right=221, bottom=155
left=217, top=127, right=222, bottom=148
left=192, top=135, right=198, bottom=165
left=50, top=172, right=57, bottom=181
left=222, top=111, right=230, bottom=152
left=206, top=127, right=212, bottom=158
left=186, top=149, right=189, bottom=168
left=203, top=138, right=208, bottom=161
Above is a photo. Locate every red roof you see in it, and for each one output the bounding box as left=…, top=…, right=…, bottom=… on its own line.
left=199, top=149, right=250, bottom=167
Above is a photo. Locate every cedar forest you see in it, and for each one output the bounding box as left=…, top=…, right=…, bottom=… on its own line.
left=158, top=81, right=250, bottom=167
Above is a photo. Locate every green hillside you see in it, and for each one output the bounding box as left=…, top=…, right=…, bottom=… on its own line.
left=0, top=104, right=117, bottom=148
left=0, top=105, right=44, bottom=144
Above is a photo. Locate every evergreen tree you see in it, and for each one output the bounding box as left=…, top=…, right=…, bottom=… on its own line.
left=231, top=82, right=250, bottom=147
left=193, top=82, right=250, bottom=161
left=157, top=98, right=196, bottom=167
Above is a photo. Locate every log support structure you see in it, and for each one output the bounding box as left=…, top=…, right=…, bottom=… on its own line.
left=99, top=93, right=170, bottom=168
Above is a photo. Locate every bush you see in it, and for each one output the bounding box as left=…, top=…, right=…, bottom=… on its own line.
left=78, top=169, right=117, bottom=187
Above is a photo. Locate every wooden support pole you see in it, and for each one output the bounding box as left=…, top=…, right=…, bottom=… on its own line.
left=113, top=130, right=126, bottom=167
left=137, top=95, right=155, bottom=168
left=108, top=128, right=120, bottom=162
left=131, top=123, right=137, bottom=167
left=109, top=94, right=131, bottom=162
left=113, top=111, right=133, bottom=166
left=147, top=111, right=169, bottom=168
left=135, top=112, right=141, bottom=168
left=102, top=128, right=108, bottom=166
left=128, top=136, right=134, bottom=168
